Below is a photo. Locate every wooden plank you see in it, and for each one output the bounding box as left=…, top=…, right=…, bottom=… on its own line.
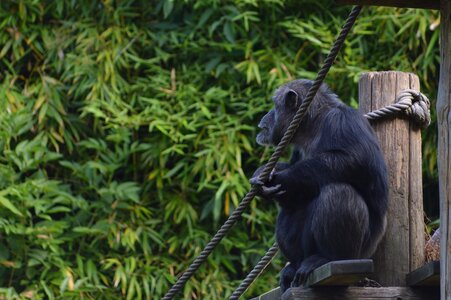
left=305, top=259, right=374, bottom=287
left=358, top=72, right=425, bottom=286
left=437, top=1, right=451, bottom=299
left=282, top=286, right=440, bottom=300
left=252, top=260, right=372, bottom=299
left=406, top=261, right=440, bottom=286
left=250, top=287, right=282, bottom=300
left=335, top=0, right=439, bottom=10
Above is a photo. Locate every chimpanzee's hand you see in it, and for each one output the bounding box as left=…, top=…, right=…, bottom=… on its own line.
left=250, top=166, right=286, bottom=200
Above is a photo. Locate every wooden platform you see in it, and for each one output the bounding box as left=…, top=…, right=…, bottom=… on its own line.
left=406, top=261, right=440, bottom=286
left=251, top=260, right=373, bottom=299
left=304, top=259, right=373, bottom=287
left=282, top=287, right=440, bottom=299
left=252, top=260, right=440, bottom=299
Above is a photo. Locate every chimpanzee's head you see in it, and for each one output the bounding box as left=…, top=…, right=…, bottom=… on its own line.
left=256, top=80, right=317, bottom=146
left=256, top=79, right=336, bottom=146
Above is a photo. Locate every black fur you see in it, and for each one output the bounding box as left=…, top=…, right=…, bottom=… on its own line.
left=251, top=79, right=388, bottom=292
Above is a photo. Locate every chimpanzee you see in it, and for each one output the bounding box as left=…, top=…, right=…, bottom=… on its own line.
left=250, top=79, right=388, bottom=292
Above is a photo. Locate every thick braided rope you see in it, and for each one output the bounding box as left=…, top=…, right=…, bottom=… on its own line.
left=229, top=242, right=279, bottom=300
left=228, top=89, right=431, bottom=299
left=229, top=243, right=280, bottom=300
left=364, top=89, right=431, bottom=127
left=162, top=6, right=362, bottom=300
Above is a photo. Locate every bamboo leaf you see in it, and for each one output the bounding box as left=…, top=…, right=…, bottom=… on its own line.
left=0, top=195, right=23, bottom=216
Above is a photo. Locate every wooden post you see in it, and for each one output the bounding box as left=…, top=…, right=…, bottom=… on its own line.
left=358, top=71, right=425, bottom=286
left=437, top=1, right=451, bottom=299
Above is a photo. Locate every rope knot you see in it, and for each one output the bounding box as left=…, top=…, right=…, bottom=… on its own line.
left=398, top=89, right=431, bottom=128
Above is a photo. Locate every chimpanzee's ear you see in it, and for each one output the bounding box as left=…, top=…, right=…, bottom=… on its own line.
left=284, top=89, right=298, bottom=109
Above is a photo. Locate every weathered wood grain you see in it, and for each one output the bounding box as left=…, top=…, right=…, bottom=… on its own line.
left=282, top=286, right=439, bottom=299
left=408, top=73, right=426, bottom=273
left=437, top=1, right=451, bottom=299
left=335, top=0, right=439, bottom=9
left=358, top=71, right=425, bottom=286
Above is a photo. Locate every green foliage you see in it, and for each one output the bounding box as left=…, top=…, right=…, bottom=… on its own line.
left=0, top=0, right=439, bottom=299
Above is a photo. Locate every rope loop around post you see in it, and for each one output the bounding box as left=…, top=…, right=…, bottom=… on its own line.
left=364, top=89, right=431, bottom=128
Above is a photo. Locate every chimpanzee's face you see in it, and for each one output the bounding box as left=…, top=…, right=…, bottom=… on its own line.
left=256, top=88, right=299, bottom=146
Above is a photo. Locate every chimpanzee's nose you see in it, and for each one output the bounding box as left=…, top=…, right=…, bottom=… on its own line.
left=257, top=122, right=268, bottom=130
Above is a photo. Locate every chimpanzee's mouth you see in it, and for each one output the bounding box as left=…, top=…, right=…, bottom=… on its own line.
left=256, top=128, right=267, bottom=137
left=256, top=130, right=270, bottom=146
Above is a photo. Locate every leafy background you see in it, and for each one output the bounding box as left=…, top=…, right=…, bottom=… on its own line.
left=0, top=0, right=440, bottom=299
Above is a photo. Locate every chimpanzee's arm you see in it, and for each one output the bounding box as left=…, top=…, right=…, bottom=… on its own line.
left=260, top=150, right=370, bottom=206
left=250, top=148, right=304, bottom=197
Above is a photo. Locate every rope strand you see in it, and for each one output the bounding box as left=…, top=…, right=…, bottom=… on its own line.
left=229, top=243, right=279, bottom=300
